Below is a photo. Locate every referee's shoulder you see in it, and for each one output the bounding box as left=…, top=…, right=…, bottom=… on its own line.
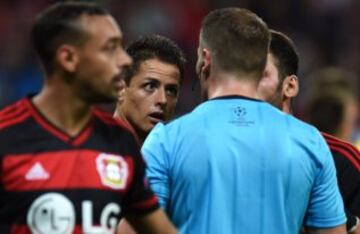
left=283, top=111, right=320, bottom=139
left=163, top=111, right=192, bottom=127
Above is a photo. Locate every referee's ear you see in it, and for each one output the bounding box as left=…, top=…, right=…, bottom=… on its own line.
left=55, top=44, right=79, bottom=73
left=282, top=74, right=299, bottom=99
left=199, top=48, right=211, bottom=81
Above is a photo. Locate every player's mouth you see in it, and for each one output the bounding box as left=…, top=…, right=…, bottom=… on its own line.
left=148, top=112, right=165, bottom=125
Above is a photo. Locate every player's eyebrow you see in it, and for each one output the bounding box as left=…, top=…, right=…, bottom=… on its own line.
left=142, top=78, right=160, bottom=83
left=106, top=36, right=122, bottom=44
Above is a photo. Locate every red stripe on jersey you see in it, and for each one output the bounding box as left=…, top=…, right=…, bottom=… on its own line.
left=323, top=134, right=360, bottom=160
left=322, top=133, right=360, bottom=170
left=0, top=103, right=26, bottom=123
left=72, top=123, right=93, bottom=146
left=0, top=111, right=31, bottom=130
left=327, top=139, right=360, bottom=162
left=11, top=224, right=84, bottom=234
left=23, top=99, right=70, bottom=142
left=115, top=118, right=140, bottom=146
left=0, top=107, right=27, bottom=124
left=22, top=98, right=93, bottom=145
left=0, top=99, right=25, bottom=116
left=10, top=225, right=30, bottom=234
left=328, top=144, right=360, bottom=171
left=128, top=196, right=158, bottom=210
left=3, top=150, right=134, bottom=192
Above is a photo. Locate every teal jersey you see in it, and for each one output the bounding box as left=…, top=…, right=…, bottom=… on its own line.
left=142, top=95, right=346, bottom=234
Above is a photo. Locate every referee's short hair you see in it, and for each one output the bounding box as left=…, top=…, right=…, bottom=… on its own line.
left=200, top=8, right=269, bottom=81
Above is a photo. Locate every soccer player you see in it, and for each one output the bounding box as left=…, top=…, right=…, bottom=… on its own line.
left=114, top=34, right=186, bottom=234
left=257, top=29, right=360, bottom=233
left=142, top=8, right=346, bottom=234
left=304, top=68, right=359, bottom=144
left=114, top=34, right=186, bottom=143
left=0, top=2, right=176, bottom=233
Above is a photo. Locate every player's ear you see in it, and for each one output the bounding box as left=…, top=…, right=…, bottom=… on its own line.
left=282, top=75, right=299, bottom=98
left=55, top=44, right=79, bottom=73
left=201, top=48, right=211, bottom=80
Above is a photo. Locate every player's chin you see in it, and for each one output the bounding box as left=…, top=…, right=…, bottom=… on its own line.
left=144, top=121, right=157, bottom=132
left=88, top=90, right=117, bottom=104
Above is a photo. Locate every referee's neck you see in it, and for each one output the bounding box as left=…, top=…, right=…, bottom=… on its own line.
left=207, top=75, right=258, bottom=100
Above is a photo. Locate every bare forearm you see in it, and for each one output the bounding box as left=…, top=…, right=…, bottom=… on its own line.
left=123, top=209, right=176, bottom=234
left=305, top=224, right=346, bottom=234
left=117, top=219, right=137, bottom=234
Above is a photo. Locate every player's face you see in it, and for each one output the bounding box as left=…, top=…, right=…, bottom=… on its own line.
left=120, top=58, right=180, bottom=136
left=341, top=97, right=359, bottom=141
left=74, top=15, right=132, bottom=103
left=257, top=53, right=283, bottom=110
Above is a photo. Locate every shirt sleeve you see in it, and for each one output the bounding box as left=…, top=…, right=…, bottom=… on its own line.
left=141, top=123, right=170, bottom=211
left=303, top=133, right=347, bottom=228
left=328, top=139, right=360, bottom=231
left=122, top=139, right=159, bottom=216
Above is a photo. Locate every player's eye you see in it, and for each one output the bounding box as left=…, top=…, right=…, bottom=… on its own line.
left=165, top=86, right=178, bottom=97
left=143, top=82, right=157, bottom=92
left=104, top=42, right=118, bottom=53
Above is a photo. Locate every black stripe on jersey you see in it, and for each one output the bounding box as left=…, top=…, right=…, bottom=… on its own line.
left=93, top=108, right=140, bottom=145
left=0, top=189, right=125, bottom=225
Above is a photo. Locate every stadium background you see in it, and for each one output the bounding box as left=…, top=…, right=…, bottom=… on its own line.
left=0, top=0, right=359, bottom=140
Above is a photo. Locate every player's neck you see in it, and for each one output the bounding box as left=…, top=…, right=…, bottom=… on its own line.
left=114, top=106, right=146, bottom=144
left=282, top=101, right=292, bottom=114
left=334, top=129, right=352, bottom=143
left=207, top=72, right=259, bottom=100
left=32, top=81, right=92, bottom=136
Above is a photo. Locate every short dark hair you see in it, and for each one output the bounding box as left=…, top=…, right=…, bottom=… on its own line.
left=200, top=8, right=269, bottom=80
left=31, top=1, right=109, bottom=74
left=123, top=34, right=187, bottom=85
left=269, top=30, right=299, bottom=81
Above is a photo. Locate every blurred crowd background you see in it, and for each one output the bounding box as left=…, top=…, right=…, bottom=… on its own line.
left=0, top=0, right=359, bottom=145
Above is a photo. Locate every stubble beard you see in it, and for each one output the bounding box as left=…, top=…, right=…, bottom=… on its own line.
left=267, top=85, right=283, bottom=111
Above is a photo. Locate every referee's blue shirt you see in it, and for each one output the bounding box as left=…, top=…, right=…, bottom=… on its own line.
left=142, top=95, right=346, bottom=234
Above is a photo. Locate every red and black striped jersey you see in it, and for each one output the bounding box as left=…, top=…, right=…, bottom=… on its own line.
left=322, top=132, right=360, bottom=229
left=0, top=97, right=159, bottom=234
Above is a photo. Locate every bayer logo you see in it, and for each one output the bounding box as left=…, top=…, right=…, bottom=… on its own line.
left=27, top=193, right=75, bottom=234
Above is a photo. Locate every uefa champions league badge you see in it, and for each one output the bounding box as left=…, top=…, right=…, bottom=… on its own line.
left=96, top=153, right=129, bottom=189
left=229, top=106, right=255, bottom=126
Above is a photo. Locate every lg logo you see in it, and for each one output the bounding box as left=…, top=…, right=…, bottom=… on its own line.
left=27, top=193, right=121, bottom=234
left=27, top=193, right=75, bottom=234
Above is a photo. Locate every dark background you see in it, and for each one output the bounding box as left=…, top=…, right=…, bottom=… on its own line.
left=0, top=0, right=359, bottom=135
